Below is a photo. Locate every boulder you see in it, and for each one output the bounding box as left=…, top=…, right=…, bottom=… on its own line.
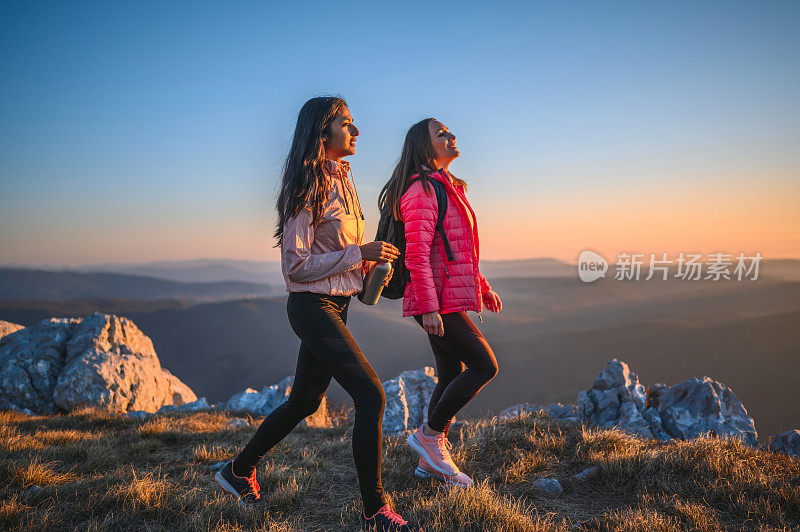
left=0, top=320, right=25, bottom=341
left=0, top=318, right=81, bottom=413
left=500, top=402, right=578, bottom=421
left=225, top=375, right=330, bottom=428
left=578, top=358, right=661, bottom=440
left=382, top=367, right=439, bottom=434
left=157, top=397, right=210, bottom=414
left=572, top=467, right=598, bottom=481
left=769, top=430, right=800, bottom=457
left=65, top=312, right=157, bottom=364
left=0, top=312, right=196, bottom=415
left=533, top=478, right=563, bottom=494
left=52, top=313, right=196, bottom=413
left=647, top=376, right=758, bottom=446
left=578, top=358, right=757, bottom=446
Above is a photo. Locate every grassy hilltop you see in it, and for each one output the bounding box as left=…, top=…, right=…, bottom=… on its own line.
left=1, top=408, right=799, bottom=531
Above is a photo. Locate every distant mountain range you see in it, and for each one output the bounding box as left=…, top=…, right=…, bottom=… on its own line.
left=0, top=268, right=283, bottom=301
left=0, top=257, right=578, bottom=286
left=3, top=256, right=798, bottom=286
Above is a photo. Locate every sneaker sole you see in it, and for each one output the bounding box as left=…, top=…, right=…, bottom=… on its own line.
left=214, top=470, right=248, bottom=506
left=414, top=466, right=472, bottom=487
left=406, top=432, right=459, bottom=478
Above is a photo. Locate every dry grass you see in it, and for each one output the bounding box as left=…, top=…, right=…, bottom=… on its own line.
left=0, top=408, right=798, bottom=531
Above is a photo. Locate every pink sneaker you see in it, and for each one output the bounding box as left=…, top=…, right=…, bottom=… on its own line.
left=414, top=457, right=473, bottom=487
left=360, top=503, right=422, bottom=531
left=406, top=425, right=459, bottom=477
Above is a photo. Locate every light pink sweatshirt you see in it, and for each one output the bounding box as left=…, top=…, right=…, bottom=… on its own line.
left=280, top=159, right=366, bottom=296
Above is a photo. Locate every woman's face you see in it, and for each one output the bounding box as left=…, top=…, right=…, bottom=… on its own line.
left=428, top=119, right=459, bottom=166
left=323, top=105, right=359, bottom=160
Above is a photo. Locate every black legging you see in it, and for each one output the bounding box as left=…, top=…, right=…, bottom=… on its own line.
left=413, top=311, right=498, bottom=434
left=233, top=291, right=388, bottom=515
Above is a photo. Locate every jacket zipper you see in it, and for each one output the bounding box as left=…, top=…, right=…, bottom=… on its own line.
left=440, top=170, right=482, bottom=313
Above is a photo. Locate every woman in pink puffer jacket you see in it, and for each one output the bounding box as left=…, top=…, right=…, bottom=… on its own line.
left=378, top=118, right=503, bottom=487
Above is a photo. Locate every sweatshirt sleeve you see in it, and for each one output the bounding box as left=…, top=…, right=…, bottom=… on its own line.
left=282, top=207, right=363, bottom=283
left=401, top=183, right=440, bottom=314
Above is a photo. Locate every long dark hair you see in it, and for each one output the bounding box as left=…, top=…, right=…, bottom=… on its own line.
left=378, top=118, right=467, bottom=221
left=274, top=96, right=347, bottom=246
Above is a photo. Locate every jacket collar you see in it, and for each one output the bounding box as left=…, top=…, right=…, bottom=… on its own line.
left=419, top=164, right=452, bottom=184
left=324, top=158, right=350, bottom=175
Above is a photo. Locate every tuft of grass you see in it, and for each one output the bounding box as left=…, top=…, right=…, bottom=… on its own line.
left=0, top=407, right=798, bottom=530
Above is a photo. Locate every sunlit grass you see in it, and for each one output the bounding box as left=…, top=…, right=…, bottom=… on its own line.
left=0, top=408, right=797, bottom=530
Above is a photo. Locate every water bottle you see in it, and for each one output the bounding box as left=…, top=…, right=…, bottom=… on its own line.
left=358, top=261, right=392, bottom=305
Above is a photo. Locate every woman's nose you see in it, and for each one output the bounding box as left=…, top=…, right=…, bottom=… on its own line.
left=351, top=124, right=360, bottom=136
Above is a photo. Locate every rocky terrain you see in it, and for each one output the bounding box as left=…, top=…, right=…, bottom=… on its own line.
left=2, top=313, right=798, bottom=457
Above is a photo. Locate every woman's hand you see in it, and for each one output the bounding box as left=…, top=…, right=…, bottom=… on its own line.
left=359, top=241, right=400, bottom=262
left=483, top=290, right=502, bottom=313
left=422, top=311, right=444, bottom=336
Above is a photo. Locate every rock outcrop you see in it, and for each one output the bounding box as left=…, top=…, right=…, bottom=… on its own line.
left=0, top=320, right=24, bottom=341
left=0, top=318, right=81, bottom=413
left=769, top=430, right=800, bottom=457
left=578, top=358, right=757, bottom=446
left=500, top=402, right=578, bottom=422
left=578, top=359, right=667, bottom=440
left=646, top=376, right=757, bottom=446
left=382, top=367, right=440, bottom=434
left=0, top=313, right=196, bottom=414
left=225, top=375, right=330, bottom=428
left=157, top=397, right=211, bottom=414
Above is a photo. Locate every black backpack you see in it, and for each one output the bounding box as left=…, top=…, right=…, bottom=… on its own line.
left=375, top=177, right=454, bottom=299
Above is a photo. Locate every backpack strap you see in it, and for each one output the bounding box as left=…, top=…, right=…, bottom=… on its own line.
left=428, top=179, right=455, bottom=262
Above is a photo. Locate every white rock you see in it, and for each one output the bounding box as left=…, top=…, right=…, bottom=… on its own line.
left=572, top=467, right=598, bottom=481
left=0, top=320, right=25, bottom=341
left=0, top=318, right=81, bottom=413
left=769, top=430, right=800, bottom=457
left=158, top=397, right=209, bottom=414
left=0, top=312, right=196, bottom=415
left=533, top=478, right=563, bottom=494
left=381, top=367, right=439, bottom=434
left=225, top=375, right=329, bottom=428
left=647, top=376, right=757, bottom=446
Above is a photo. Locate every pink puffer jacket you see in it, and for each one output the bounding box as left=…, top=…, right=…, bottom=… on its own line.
left=400, top=169, right=492, bottom=317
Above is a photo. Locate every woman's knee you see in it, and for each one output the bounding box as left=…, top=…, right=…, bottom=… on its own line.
left=478, top=356, right=499, bottom=383
left=284, top=394, right=325, bottom=418
left=353, top=378, right=385, bottom=414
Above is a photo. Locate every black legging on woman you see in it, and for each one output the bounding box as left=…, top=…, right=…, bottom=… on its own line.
left=233, top=291, right=388, bottom=515
left=413, top=311, right=498, bottom=435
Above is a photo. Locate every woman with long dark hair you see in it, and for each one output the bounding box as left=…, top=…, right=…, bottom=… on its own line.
left=215, top=96, right=422, bottom=532
left=379, top=118, right=502, bottom=487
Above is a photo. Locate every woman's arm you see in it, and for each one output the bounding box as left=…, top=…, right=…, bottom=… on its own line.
left=283, top=207, right=363, bottom=283
left=401, top=183, right=440, bottom=314
left=478, top=270, right=492, bottom=295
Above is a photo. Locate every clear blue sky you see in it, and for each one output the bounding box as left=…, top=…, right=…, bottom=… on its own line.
left=1, top=1, right=798, bottom=266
